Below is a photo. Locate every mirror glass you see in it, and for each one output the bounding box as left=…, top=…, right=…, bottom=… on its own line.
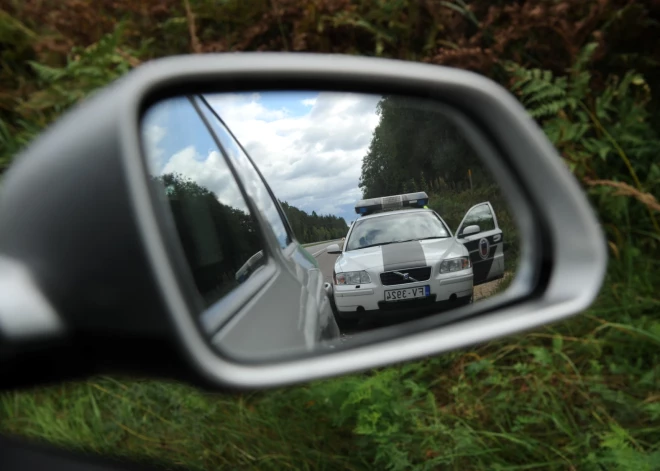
left=141, top=91, right=525, bottom=363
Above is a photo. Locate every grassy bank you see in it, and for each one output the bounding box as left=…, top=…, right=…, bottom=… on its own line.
left=2, top=256, right=658, bottom=470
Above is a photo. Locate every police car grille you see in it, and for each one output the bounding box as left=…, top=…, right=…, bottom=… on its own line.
left=380, top=267, right=432, bottom=285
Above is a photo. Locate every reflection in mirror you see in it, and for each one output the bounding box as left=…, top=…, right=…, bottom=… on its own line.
left=142, top=97, right=267, bottom=308
left=141, top=91, right=523, bottom=363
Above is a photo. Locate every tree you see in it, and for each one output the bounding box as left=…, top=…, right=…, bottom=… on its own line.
left=358, top=95, right=490, bottom=198
left=152, top=173, right=262, bottom=293
left=279, top=200, right=348, bottom=244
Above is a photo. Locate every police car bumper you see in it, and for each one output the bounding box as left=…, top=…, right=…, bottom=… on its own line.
left=333, top=270, right=473, bottom=318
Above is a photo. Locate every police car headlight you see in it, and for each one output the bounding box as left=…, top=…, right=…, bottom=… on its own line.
left=335, top=271, right=371, bottom=285
left=440, top=257, right=471, bottom=274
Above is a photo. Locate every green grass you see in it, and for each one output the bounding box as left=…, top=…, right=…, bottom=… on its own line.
left=2, top=253, right=658, bottom=470
left=0, top=378, right=362, bottom=470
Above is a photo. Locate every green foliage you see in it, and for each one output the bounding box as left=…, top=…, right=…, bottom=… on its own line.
left=507, top=42, right=660, bottom=261
left=0, top=23, right=142, bottom=170
left=0, top=377, right=361, bottom=470
left=21, top=23, right=137, bottom=116
left=280, top=200, right=348, bottom=244
left=509, top=67, right=571, bottom=119
left=0, top=11, right=38, bottom=167
left=359, top=95, right=490, bottom=199
left=2, top=2, right=660, bottom=471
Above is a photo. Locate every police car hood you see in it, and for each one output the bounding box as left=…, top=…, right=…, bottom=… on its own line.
left=336, top=238, right=464, bottom=273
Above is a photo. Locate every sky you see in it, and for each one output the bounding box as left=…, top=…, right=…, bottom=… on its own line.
left=142, top=95, right=254, bottom=214
left=204, top=91, right=382, bottom=223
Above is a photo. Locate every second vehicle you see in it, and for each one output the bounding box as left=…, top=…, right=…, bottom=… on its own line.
left=326, top=192, right=504, bottom=326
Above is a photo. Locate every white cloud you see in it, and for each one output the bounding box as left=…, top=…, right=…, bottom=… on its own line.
left=205, top=91, right=381, bottom=221
left=143, top=124, right=166, bottom=171
left=209, top=92, right=289, bottom=122
left=161, top=145, right=249, bottom=212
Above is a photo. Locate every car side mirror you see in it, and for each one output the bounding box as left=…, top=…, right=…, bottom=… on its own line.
left=0, top=53, right=606, bottom=392
left=461, top=224, right=481, bottom=237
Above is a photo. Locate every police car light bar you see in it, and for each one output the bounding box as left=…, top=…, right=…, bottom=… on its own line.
left=355, top=191, right=429, bottom=216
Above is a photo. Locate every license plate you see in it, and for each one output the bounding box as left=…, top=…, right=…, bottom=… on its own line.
left=384, top=285, right=430, bottom=302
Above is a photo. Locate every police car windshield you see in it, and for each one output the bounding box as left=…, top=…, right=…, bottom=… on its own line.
left=346, top=211, right=450, bottom=251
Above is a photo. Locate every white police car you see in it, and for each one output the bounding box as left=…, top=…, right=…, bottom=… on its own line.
left=325, top=192, right=504, bottom=326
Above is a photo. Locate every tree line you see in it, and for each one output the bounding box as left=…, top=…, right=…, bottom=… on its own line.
left=154, top=173, right=347, bottom=270
left=153, top=173, right=263, bottom=300
left=151, top=173, right=347, bottom=304
left=279, top=201, right=348, bottom=244
left=359, top=95, right=494, bottom=199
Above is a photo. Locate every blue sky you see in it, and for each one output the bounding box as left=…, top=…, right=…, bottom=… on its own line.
left=142, top=91, right=382, bottom=225
left=141, top=95, right=252, bottom=212
left=254, top=91, right=319, bottom=119
left=205, top=91, right=381, bottom=224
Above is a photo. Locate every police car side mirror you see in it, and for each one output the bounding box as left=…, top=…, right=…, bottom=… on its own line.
left=461, top=225, right=481, bottom=237
left=0, top=53, right=606, bottom=392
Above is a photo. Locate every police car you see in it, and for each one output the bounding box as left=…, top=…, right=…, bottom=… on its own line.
left=325, top=192, right=504, bottom=326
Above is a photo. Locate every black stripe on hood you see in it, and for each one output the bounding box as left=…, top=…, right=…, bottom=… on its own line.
left=382, top=241, right=427, bottom=271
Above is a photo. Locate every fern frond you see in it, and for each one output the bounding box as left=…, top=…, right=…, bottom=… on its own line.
left=529, top=100, right=567, bottom=119
left=27, top=62, right=66, bottom=83
left=506, top=62, right=570, bottom=118
left=523, top=86, right=567, bottom=106
left=572, top=42, right=599, bottom=74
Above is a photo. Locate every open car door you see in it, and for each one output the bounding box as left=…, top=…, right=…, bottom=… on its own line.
left=456, top=201, right=505, bottom=286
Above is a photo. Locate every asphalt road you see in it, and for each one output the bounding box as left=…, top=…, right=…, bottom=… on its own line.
left=304, top=240, right=341, bottom=258
left=305, top=240, right=341, bottom=286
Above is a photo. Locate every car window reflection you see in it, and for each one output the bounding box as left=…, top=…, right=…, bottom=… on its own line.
left=195, top=96, right=292, bottom=249
left=142, top=96, right=266, bottom=308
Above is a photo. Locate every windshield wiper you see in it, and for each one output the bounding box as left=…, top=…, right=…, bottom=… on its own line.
left=395, top=236, right=449, bottom=243
left=357, top=241, right=399, bottom=249
left=354, top=237, right=447, bottom=250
